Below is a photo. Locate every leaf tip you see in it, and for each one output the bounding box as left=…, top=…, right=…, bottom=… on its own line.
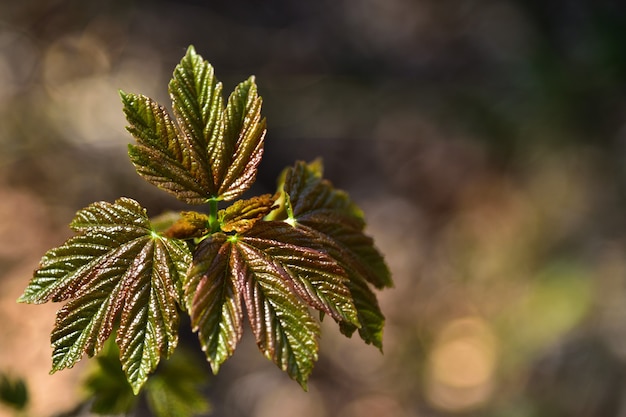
left=130, top=383, right=143, bottom=396
left=119, top=89, right=132, bottom=104
left=371, top=334, right=384, bottom=353
left=48, top=365, right=61, bottom=375
left=208, top=362, right=221, bottom=376
left=308, top=158, right=324, bottom=177
left=297, top=379, right=309, bottom=391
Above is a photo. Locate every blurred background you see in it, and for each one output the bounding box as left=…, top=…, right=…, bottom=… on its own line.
left=1, top=0, right=626, bottom=416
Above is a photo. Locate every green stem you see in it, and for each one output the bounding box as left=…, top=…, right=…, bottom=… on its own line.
left=284, top=194, right=296, bottom=227
left=208, top=198, right=219, bottom=233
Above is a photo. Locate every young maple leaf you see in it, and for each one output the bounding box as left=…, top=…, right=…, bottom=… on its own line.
left=18, top=198, right=191, bottom=394
left=121, top=45, right=266, bottom=204
left=185, top=196, right=359, bottom=387
left=272, top=160, right=393, bottom=349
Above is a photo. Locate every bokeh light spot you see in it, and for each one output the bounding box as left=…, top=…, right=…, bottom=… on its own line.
left=426, top=317, right=498, bottom=411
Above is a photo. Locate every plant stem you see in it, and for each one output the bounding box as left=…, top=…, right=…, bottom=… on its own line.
left=208, top=198, right=219, bottom=232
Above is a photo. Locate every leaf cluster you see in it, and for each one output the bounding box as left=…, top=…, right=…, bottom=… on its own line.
left=84, top=338, right=209, bottom=417
left=0, top=372, right=28, bottom=412
left=19, top=46, right=392, bottom=398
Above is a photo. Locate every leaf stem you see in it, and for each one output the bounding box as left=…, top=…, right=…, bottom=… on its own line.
left=208, top=198, right=220, bottom=233
left=284, top=194, right=296, bottom=227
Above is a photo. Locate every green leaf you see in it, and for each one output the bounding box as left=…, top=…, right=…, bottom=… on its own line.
left=85, top=338, right=210, bottom=417
left=216, top=77, right=266, bottom=201
left=241, top=222, right=359, bottom=326
left=283, top=159, right=366, bottom=230
left=278, top=160, right=392, bottom=348
left=185, top=234, right=243, bottom=374
left=232, top=235, right=320, bottom=388
left=0, top=372, right=28, bottom=411
left=169, top=45, right=223, bottom=168
left=123, top=92, right=215, bottom=205
left=144, top=348, right=211, bottom=417
left=123, top=46, right=266, bottom=203
left=337, top=264, right=385, bottom=347
left=18, top=198, right=192, bottom=394
left=188, top=221, right=357, bottom=387
left=83, top=339, right=136, bottom=415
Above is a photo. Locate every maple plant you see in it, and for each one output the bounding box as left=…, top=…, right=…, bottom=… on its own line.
left=18, top=46, right=392, bottom=397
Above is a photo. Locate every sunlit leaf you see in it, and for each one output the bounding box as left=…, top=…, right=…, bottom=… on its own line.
left=18, top=198, right=191, bottom=393
left=185, top=234, right=243, bottom=374
left=216, top=77, right=266, bottom=201
left=337, top=265, right=385, bottom=347
left=241, top=222, right=359, bottom=326
left=163, top=211, right=210, bottom=239
left=188, top=221, right=357, bottom=387
left=219, top=194, right=276, bottom=233
left=122, top=92, right=215, bottom=204
left=278, top=160, right=392, bottom=348
left=283, top=159, right=365, bottom=230
left=123, top=46, right=266, bottom=203
left=169, top=45, right=223, bottom=171
left=232, top=237, right=320, bottom=388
